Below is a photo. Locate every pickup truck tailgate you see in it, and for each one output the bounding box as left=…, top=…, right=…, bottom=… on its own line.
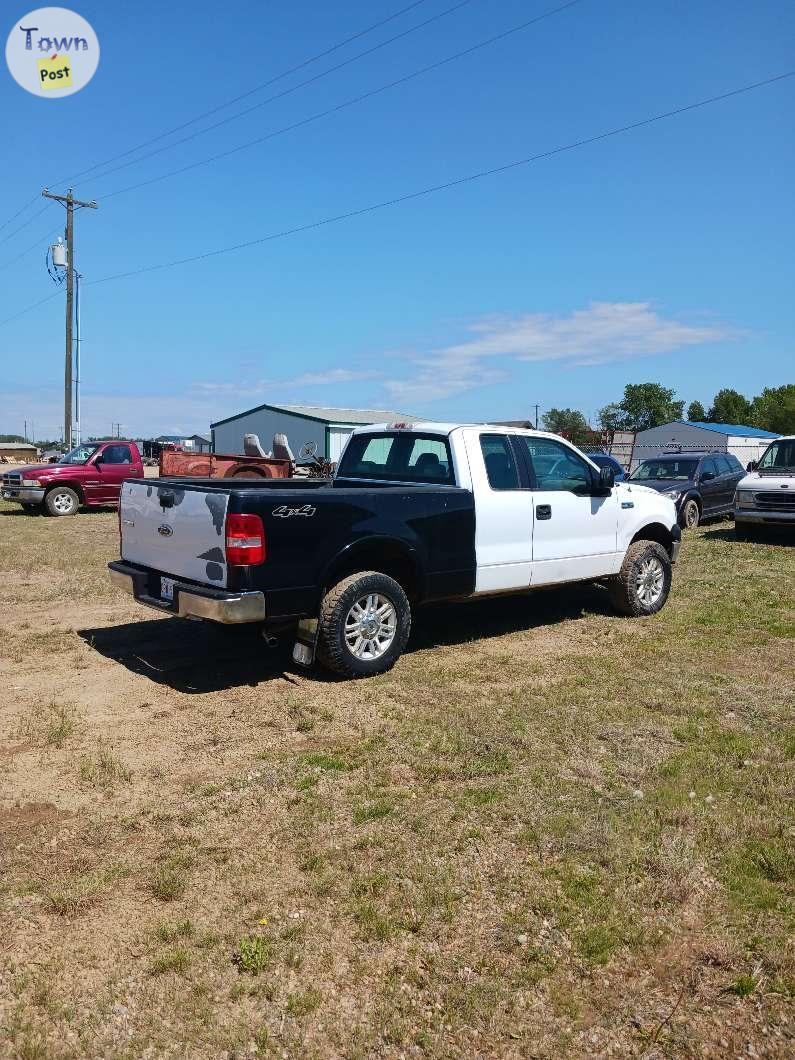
left=120, top=480, right=229, bottom=588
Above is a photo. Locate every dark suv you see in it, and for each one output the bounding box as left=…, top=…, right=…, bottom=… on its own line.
left=628, top=452, right=745, bottom=529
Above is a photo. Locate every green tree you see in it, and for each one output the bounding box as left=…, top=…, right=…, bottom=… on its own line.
left=750, top=384, right=795, bottom=434
left=687, top=400, right=707, bottom=421
left=598, top=383, right=684, bottom=432
left=707, top=388, right=752, bottom=425
left=0, top=434, right=26, bottom=443
left=541, top=407, right=590, bottom=443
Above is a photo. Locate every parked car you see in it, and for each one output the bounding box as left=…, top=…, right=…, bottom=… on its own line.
left=108, top=423, right=681, bottom=679
left=734, top=435, right=795, bottom=540
left=627, top=451, right=744, bottom=529
left=1, top=440, right=144, bottom=516
left=588, top=452, right=626, bottom=482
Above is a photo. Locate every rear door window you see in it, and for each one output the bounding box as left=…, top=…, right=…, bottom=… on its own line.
left=715, top=455, right=733, bottom=476
left=480, top=434, right=521, bottom=490
left=337, top=432, right=454, bottom=484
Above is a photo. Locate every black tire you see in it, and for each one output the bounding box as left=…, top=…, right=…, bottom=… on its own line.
left=609, top=540, right=672, bottom=617
left=44, top=486, right=79, bottom=516
left=316, top=571, right=411, bottom=678
left=679, top=497, right=700, bottom=530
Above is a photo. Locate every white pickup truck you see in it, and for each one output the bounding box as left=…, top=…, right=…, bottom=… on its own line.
left=109, top=423, right=681, bottom=677
left=734, top=435, right=795, bottom=539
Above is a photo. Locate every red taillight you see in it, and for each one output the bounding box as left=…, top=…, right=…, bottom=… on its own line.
left=225, top=513, right=266, bottom=566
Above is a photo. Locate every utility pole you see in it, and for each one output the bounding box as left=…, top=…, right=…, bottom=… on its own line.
left=41, top=188, right=98, bottom=450
left=532, top=404, right=540, bottom=429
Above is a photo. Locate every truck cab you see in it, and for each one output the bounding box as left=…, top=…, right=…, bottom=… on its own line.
left=1, top=440, right=144, bottom=516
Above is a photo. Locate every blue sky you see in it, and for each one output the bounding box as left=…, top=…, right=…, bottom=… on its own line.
left=1, top=0, right=793, bottom=440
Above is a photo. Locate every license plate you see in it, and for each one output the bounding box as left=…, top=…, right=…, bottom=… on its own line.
left=160, top=576, right=175, bottom=602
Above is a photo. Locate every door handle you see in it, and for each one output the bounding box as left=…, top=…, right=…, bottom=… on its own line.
left=536, top=504, right=551, bottom=520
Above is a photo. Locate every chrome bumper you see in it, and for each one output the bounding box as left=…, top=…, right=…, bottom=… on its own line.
left=1, top=486, right=45, bottom=504
left=108, top=561, right=266, bottom=624
left=735, top=510, right=795, bottom=525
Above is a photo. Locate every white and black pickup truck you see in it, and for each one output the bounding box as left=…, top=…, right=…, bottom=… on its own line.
left=109, top=423, right=681, bottom=678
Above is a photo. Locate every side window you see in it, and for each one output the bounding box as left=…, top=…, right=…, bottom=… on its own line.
left=700, top=458, right=718, bottom=480
left=521, top=437, right=591, bottom=493
left=728, top=454, right=743, bottom=472
left=715, top=455, right=733, bottom=476
left=102, top=444, right=132, bottom=465
left=480, top=434, right=520, bottom=490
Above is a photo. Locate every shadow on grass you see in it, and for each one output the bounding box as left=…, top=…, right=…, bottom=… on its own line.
left=700, top=525, right=795, bottom=546
left=79, top=583, right=613, bottom=694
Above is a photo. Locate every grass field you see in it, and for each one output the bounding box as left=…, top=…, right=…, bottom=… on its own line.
left=1, top=500, right=793, bottom=1058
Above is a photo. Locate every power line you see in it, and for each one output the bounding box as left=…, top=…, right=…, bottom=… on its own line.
left=0, top=224, right=63, bottom=273
left=0, top=203, right=52, bottom=249
left=82, top=0, right=479, bottom=190
left=0, top=193, right=44, bottom=236
left=81, top=70, right=793, bottom=289
left=96, top=0, right=587, bottom=201
left=0, top=289, right=61, bottom=329
left=2, top=69, right=792, bottom=331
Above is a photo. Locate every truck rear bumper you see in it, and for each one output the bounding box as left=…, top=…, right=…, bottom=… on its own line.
left=108, top=560, right=266, bottom=624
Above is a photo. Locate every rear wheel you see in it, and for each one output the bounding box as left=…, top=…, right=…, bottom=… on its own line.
left=609, top=540, right=672, bottom=617
left=680, top=498, right=700, bottom=530
left=45, top=486, right=79, bottom=516
left=316, top=571, right=411, bottom=678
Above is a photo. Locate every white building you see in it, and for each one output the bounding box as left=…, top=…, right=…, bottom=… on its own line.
left=211, top=403, right=414, bottom=463
left=632, top=421, right=778, bottom=470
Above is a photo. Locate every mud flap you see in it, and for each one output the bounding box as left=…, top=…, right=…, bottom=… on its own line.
left=292, top=618, right=318, bottom=668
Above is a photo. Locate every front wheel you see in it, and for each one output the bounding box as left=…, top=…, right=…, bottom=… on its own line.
left=316, top=571, right=411, bottom=678
left=680, top=498, right=700, bottom=530
left=45, top=486, right=79, bottom=516
left=609, top=541, right=672, bottom=617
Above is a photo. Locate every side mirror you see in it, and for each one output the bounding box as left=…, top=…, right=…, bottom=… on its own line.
left=596, top=465, right=614, bottom=492
left=746, top=460, right=757, bottom=472
left=700, top=470, right=715, bottom=482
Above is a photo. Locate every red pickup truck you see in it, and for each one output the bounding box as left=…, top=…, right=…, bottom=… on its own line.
left=1, top=440, right=144, bottom=516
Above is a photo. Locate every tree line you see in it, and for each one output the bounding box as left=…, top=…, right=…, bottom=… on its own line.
left=542, top=382, right=795, bottom=443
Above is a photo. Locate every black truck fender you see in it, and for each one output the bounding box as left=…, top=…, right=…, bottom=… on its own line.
left=319, top=535, right=424, bottom=602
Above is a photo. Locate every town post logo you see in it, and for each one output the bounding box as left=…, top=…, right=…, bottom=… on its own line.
left=6, top=7, right=99, bottom=98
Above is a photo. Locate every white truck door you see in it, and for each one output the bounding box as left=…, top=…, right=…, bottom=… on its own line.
left=461, top=429, right=533, bottom=593
left=515, top=435, right=621, bottom=585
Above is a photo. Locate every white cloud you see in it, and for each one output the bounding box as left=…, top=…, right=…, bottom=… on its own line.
left=382, top=302, right=737, bottom=403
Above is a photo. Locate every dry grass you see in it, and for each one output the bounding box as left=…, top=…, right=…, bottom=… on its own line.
left=0, top=499, right=793, bottom=1058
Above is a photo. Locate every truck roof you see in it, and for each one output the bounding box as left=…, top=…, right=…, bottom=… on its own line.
left=349, top=421, right=569, bottom=444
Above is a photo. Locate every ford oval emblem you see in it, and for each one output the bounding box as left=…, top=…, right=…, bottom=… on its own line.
left=157, top=524, right=173, bottom=537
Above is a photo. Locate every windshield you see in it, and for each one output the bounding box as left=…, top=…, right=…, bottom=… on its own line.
left=758, top=439, right=795, bottom=471
left=338, top=432, right=455, bottom=484
left=630, top=458, right=698, bottom=482
left=57, top=443, right=101, bottom=466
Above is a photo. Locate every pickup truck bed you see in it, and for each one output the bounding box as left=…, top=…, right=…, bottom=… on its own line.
left=114, top=475, right=476, bottom=621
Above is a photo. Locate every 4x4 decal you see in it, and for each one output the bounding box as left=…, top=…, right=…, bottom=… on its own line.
left=272, top=504, right=316, bottom=518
